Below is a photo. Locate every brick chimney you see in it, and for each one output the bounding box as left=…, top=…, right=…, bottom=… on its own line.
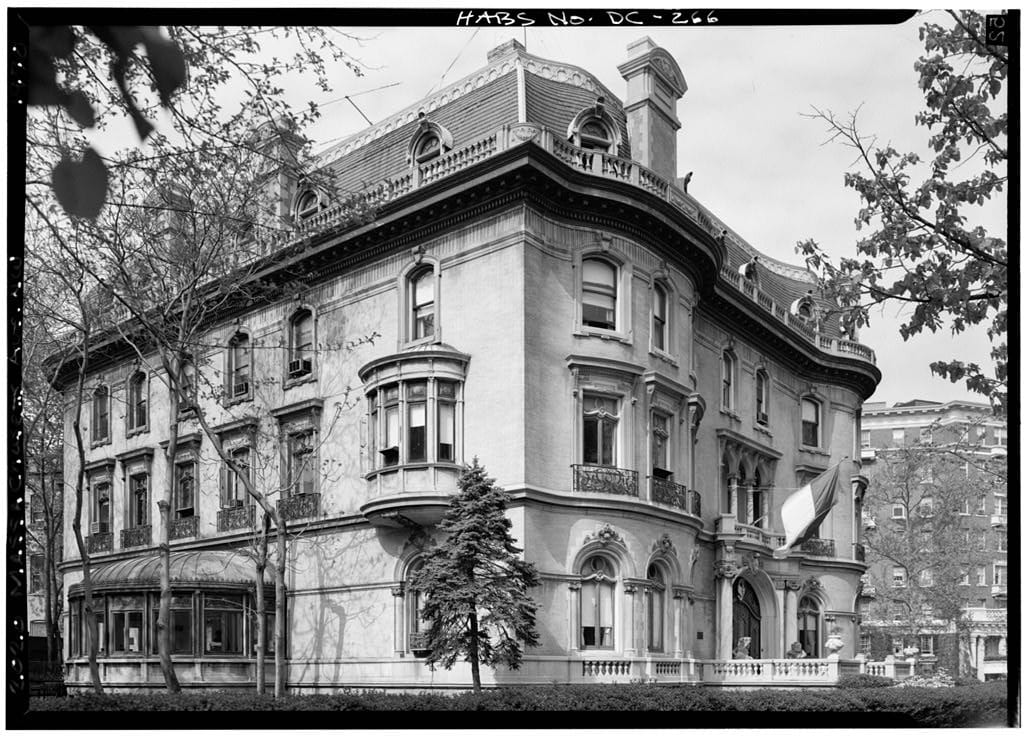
left=617, top=38, right=687, bottom=182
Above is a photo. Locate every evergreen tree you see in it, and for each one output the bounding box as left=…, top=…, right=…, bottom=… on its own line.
left=408, top=459, right=540, bottom=693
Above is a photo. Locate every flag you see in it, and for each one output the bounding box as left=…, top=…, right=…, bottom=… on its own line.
left=773, top=460, right=847, bottom=559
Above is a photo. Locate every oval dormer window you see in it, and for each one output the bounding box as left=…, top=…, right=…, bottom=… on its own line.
left=579, top=120, right=612, bottom=152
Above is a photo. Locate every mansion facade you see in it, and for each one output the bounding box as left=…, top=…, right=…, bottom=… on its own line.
left=59, top=38, right=885, bottom=691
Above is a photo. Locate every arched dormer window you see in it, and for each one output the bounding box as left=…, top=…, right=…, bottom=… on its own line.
left=755, top=369, right=770, bottom=426
left=721, top=351, right=736, bottom=412
left=567, top=97, right=621, bottom=155
left=127, top=372, right=149, bottom=434
left=287, top=309, right=315, bottom=381
left=407, top=114, right=453, bottom=166
left=293, top=188, right=325, bottom=222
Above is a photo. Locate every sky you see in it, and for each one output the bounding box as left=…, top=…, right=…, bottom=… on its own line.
left=86, top=10, right=1005, bottom=409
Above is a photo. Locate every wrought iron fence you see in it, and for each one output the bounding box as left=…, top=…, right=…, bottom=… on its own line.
left=572, top=465, right=638, bottom=497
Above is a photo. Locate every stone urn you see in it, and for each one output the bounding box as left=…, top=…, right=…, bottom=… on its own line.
left=824, top=627, right=844, bottom=659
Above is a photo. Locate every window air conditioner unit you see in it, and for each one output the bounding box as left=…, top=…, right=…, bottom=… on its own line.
left=379, top=446, right=400, bottom=467
left=90, top=521, right=107, bottom=534
left=233, top=381, right=250, bottom=397
left=288, top=359, right=312, bottom=378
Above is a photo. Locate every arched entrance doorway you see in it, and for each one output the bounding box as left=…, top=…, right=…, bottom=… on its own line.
left=733, top=578, right=761, bottom=658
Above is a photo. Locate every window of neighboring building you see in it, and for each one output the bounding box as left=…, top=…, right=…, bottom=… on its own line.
left=892, top=566, right=907, bottom=587
left=409, top=268, right=435, bottom=341
left=797, top=596, right=820, bottom=658
left=29, top=554, right=43, bottom=593
left=891, top=503, right=906, bottom=520
left=204, top=594, right=245, bottom=655
left=288, top=309, right=314, bottom=379
left=651, top=283, right=668, bottom=352
left=128, top=473, right=148, bottom=528
left=994, top=496, right=1007, bottom=516
left=994, top=564, right=1007, bottom=586
left=581, top=257, right=617, bottom=331
left=651, top=411, right=670, bottom=479
left=975, top=566, right=986, bottom=586
left=891, top=428, right=905, bottom=447
left=286, top=431, right=316, bottom=496
left=755, top=370, right=769, bottom=425
left=582, top=394, right=619, bottom=467
left=721, top=352, right=735, bottom=411
left=646, top=564, right=666, bottom=652
left=174, top=460, right=195, bottom=519
left=860, top=430, right=871, bottom=448
left=228, top=332, right=252, bottom=401
left=919, top=635, right=935, bottom=656
left=919, top=496, right=933, bottom=517
left=975, top=529, right=987, bottom=552
left=580, top=555, right=616, bottom=649
left=919, top=426, right=932, bottom=445
left=994, top=426, right=1007, bottom=446
left=30, top=495, right=44, bottom=524
left=960, top=567, right=971, bottom=586
left=996, top=530, right=1007, bottom=553
left=222, top=446, right=251, bottom=507
left=127, top=372, right=148, bottom=433
left=975, top=495, right=987, bottom=516
left=92, top=481, right=111, bottom=535
left=801, top=398, right=821, bottom=447
left=92, top=385, right=110, bottom=442
left=919, top=569, right=934, bottom=587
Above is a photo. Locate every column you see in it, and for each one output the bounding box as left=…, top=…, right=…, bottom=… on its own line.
left=764, top=484, right=774, bottom=530
left=729, top=475, right=739, bottom=516
left=746, top=483, right=755, bottom=526
left=568, top=581, right=581, bottom=654
left=623, top=583, right=638, bottom=656
left=714, top=562, right=736, bottom=659
left=774, top=584, right=786, bottom=658
left=976, top=635, right=986, bottom=681
left=672, top=589, right=686, bottom=658
left=784, top=582, right=799, bottom=652
left=391, top=585, right=405, bottom=657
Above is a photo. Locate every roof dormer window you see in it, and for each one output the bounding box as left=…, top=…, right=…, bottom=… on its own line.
left=567, top=97, right=620, bottom=156
left=408, top=113, right=453, bottom=167
left=294, top=189, right=324, bottom=222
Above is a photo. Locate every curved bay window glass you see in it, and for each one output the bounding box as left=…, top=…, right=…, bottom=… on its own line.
left=410, top=269, right=435, bottom=340
left=437, top=381, right=457, bottom=462
left=798, top=596, right=820, bottom=658
left=647, top=564, right=666, bottom=652
left=580, top=555, right=616, bottom=649
left=204, top=595, right=245, bottom=655
left=581, top=258, right=617, bottom=330
left=583, top=395, right=619, bottom=467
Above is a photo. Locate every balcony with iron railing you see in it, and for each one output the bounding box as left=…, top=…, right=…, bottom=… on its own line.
left=277, top=493, right=321, bottom=523
left=120, top=525, right=151, bottom=549
left=192, top=124, right=874, bottom=370
left=217, top=503, right=255, bottom=532
left=168, top=515, right=199, bottom=541
left=572, top=464, right=639, bottom=497
left=86, top=532, right=113, bottom=554
left=800, top=538, right=836, bottom=558
left=650, top=477, right=701, bottom=517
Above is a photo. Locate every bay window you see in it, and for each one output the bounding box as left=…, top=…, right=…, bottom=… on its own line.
left=204, top=595, right=245, bottom=655
left=365, top=376, right=464, bottom=471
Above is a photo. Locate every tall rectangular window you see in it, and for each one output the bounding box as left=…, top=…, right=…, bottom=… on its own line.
left=651, top=284, right=667, bottom=351
left=174, top=461, right=195, bottom=518
left=801, top=399, right=820, bottom=447
left=204, top=595, right=244, bottom=655
left=128, top=374, right=148, bottom=431
left=721, top=353, right=735, bottom=411
left=581, top=258, right=617, bottom=330
left=230, top=334, right=251, bottom=399
left=994, top=564, right=1007, bottom=585
left=289, top=310, right=314, bottom=377
left=437, top=381, right=456, bottom=462
left=93, top=386, right=110, bottom=441
left=860, top=430, right=871, bottom=448
left=651, top=412, right=669, bottom=477
left=287, top=432, right=315, bottom=495
left=112, top=610, right=143, bottom=654
left=411, top=269, right=435, bottom=339
left=224, top=447, right=250, bottom=506
left=891, top=428, right=905, bottom=446
left=407, top=382, right=427, bottom=462
left=93, top=481, right=111, bottom=534
left=129, top=473, right=148, bottom=527
left=755, top=371, right=769, bottom=425
left=29, top=554, right=43, bottom=593
left=583, top=395, right=618, bottom=467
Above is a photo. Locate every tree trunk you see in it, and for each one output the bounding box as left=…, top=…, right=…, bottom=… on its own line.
left=255, top=513, right=270, bottom=695
left=70, top=348, right=102, bottom=694
left=275, top=519, right=287, bottom=698
left=43, top=543, right=53, bottom=667
left=157, top=391, right=182, bottom=692
left=468, top=610, right=481, bottom=694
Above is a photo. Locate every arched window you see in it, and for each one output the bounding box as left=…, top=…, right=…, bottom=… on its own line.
left=407, top=115, right=452, bottom=167
left=578, top=119, right=613, bottom=152
left=409, top=268, right=435, bottom=340
left=228, top=332, right=251, bottom=400
left=568, top=99, right=619, bottom=154
left=651, top=283, right=668, bottom=351
left=721, top=352, right=736, bottom=411
left=92, top=385, right=110, bottom=442
left=797, top=596, right=820, bottom=658
left=413, top=132, right=442, bottom=163
left=755, top=369, right=769, bottom=425
left=288, top=309, right=314, bottom=379
left=294, top=189, right=322, bottom=221
left=127, top=372, right=148, bottom=433
left=580, top=555, right=616, bottom=649
left=646, top=564, right=666, bottom=652
left=581, top=257, right=617, bottom=330
left=801, top=398, right=821, bottom=447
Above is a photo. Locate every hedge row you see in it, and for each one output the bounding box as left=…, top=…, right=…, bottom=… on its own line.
left=30, top=681, right=1009, bottom=726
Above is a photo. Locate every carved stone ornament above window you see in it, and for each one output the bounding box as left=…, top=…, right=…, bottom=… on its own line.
left=583, top=523, right=624, bottom=547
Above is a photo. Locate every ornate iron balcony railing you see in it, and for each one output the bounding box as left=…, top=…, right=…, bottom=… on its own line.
left=120, top=525, right=151, bottom=549
left=168, top=515, right=199, bottom=541
left=217, top=504, right=255, bottom=532
left=651, top=477, right=687, bottom=510
left=572, top=465, right=638, bottom=497
left=801, top=537, right=836, bottom=557
left=278, top=493, right=320, bottom=522
left=86, top=532, right=113, bottom=554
